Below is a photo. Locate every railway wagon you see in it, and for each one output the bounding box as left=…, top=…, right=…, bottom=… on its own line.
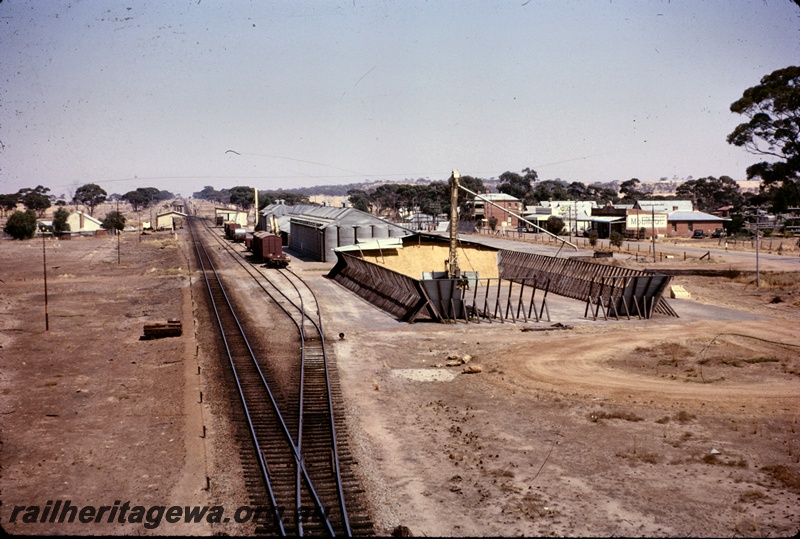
left=223, top=221, right=247, bottom=242
left=252, top=231, right=290, bottom=268
left=223, top=221, right=237, bottom=239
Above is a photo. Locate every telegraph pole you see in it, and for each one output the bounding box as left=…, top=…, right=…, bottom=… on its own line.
left=117, top=199, right=121, bottom=264
left=447, top=169, right=461, bottom=278
left=651, top=205, right=656, bottom=262
left=755, top=215, right=760, bottom=288
left=42, top=229, right=49, bottom=331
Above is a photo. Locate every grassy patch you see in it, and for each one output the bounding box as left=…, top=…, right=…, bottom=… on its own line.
left=733, top=271, right=800, bottom=290
left=737, top=489, right=766, bottom=503
left=743, top=356, right=779, bottom=364
left=655, top=411, right=695, bottom=425
left=702, top=454, right=748, bottom=467
left=143, top=239, right=177, bottom=250
left=761, top=464, right=800, bottom=490
left=590, top=410, right=644, bottom=422
left=722, top=356, right=779, bottom=367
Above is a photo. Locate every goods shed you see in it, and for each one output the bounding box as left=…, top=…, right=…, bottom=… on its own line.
left=214, top=207, right=249, bottom=227
left=260, top=203, right=413, bottom=262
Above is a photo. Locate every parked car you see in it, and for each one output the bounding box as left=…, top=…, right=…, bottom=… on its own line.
left=710, top=227, right=726, bottom=238
left=692, top=229, right=706, bottom=239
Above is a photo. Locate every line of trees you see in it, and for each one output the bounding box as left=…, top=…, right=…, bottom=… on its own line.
left=192, top=186, right=308, bottom=211
left=120, top=187, right=174, bottom=212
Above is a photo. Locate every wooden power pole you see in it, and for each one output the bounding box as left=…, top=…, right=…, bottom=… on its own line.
left=447, top=169, right=461, bottom=278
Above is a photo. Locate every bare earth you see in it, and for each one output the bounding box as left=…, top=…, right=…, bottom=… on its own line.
left=1, top=223, right=799, bottom=537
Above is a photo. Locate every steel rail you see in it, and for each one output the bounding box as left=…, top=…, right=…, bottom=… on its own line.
left=279, top=268, right=351, bottom=537
left=190, top=222, right=286, bottom=536
left=189, top=218, right=337, bottom=536
left=198, top=220, right=352, bottom=536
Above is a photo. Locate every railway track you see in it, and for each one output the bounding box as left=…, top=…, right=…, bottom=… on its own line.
left=188, top=217, right=373, bottom=536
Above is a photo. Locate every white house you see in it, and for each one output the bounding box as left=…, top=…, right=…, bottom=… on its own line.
left=523, top=200, right=597, bottom=234
left=66, top=211, right=103, bottom=232
left=156, top=210, right=188, bottom=231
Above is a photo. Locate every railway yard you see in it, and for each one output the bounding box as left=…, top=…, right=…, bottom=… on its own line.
left=2, top=208, right=800, bottom=536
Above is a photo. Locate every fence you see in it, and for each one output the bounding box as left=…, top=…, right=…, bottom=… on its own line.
left=497, top=250, right=676, bottom=318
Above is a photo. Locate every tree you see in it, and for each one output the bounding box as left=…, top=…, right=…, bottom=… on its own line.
left=4, top=210, right=37, bottom=240
left=126, top=187, right=172, bottom=210
left=229, top=186, right=255, bottom=210
left=121, top=190, right=147, bottom=212
left=675, top=176, right=743, bottom=213
left=272, top=191, right=308, bottom=206
left=544, top=216, right=565, bottom=235
left=417, top=182, right=448, bottom=216
left=193, top=185, right=230, bottom=203
left=532, top=180, right=569, bottom=203
left=727, top=65, right=800, bottom=212
left=371, top=184, right=404, bottom=218
left=101, top=210, right=126, bottom=233
left=53, top=208, right=71, bottom=233
left=18, top=185, right=51, bottom=216
left=585, top=184, right=619, bottom=205
left=348, top=189, right=371, bottom=213
left=567, top=182, right=587, bottom=200
left=0, top=193, right=19, bottom=217
left=74, top=183, right=107, bottom=216
left=497, top=169, right=536, bottom=202
left=619, top=178, right=644, bottom=200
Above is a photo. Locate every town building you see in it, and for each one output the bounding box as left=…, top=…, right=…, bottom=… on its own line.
left=471, top=193, right=523, bottom=230
left=523, top=200, right=597, bottom=234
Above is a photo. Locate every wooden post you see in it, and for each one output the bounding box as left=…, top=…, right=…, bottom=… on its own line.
left=447, top=170, right=460, bottom=278
left=42, top=230, right=49, bottom=331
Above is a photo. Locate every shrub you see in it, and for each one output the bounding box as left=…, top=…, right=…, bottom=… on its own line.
left=545, top=216, right=565, bottom=235
left=609, top=231, right=624, bottom=249
left=101, top=210, right=126, bottom=233
left=3, top=210, right=37, bottom=240
left=53, top=208, right=71, bottom=233
left=588, top=230, right=599, bottom=247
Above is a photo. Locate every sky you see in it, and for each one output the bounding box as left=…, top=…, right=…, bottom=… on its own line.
left=1, top=0, right=799, bottom=198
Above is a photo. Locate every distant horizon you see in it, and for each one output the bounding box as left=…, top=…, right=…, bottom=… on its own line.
left=15, top=175, right=763, bottom=203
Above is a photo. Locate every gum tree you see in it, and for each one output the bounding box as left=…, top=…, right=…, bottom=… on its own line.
left=74, top=183, right=107, bottom=216
left=727, top=65, right=800, bottom=212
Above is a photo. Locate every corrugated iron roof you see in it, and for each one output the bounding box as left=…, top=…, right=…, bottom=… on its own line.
left=335, top=237, right=404, bottom=252
left=668, top=210, right=725, bottom=222
left=474, top=193, right=520, bottom=202
left=636, top=200, right=694, bottom=212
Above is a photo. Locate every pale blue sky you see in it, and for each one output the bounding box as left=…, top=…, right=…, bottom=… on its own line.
left=1, top=0, right=798, bottom=197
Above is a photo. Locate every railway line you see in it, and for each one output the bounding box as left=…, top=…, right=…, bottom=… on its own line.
left=188, top=216, right=374, bottom=536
